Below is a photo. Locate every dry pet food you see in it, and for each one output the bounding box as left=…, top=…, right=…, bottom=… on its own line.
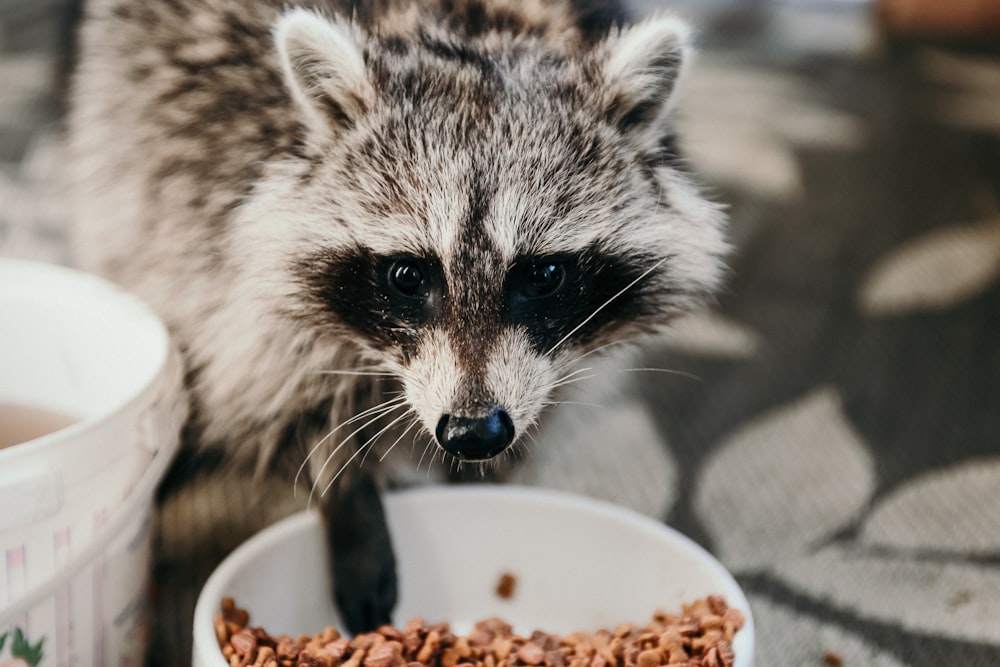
left=494, top=572, right=518, bottom=600
left=215, top=596, right=745, bottom=667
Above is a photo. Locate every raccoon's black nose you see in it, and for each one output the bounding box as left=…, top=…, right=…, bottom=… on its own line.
left=435, top=408, right=514, bottom=460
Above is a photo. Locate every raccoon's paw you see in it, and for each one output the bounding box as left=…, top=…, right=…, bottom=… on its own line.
left=323, top=471, right=399, bottom=634
left=331, top=544, right=398, bottom=634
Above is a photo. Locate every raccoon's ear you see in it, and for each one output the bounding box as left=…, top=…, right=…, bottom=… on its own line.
left=274, top=9, right=374, bottom=139
left=602, top=14, right=691, bottom=148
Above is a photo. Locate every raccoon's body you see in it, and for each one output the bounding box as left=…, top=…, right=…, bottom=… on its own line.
left=68, top=0, right=727, bottom=632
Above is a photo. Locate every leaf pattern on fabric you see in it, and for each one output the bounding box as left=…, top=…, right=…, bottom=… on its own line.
left=658, top=310, right=762, bottom=359
left=748, top=595, right=909, bottom=667
left=858, top=219, right=1000, bottom=316
left=860, top=457, right=1000, bottom=555
left=919, top=49, right=1000, bottom=134
left=779, top=546, right=1000, bottom=643
left=694, top=388, right=876, bottom=571
left=678, top=59, right=867, bottom=199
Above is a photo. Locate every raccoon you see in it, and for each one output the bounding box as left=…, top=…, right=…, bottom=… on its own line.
left=67, top=0, right=727, bottom=634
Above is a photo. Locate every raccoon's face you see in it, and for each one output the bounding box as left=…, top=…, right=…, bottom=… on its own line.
left=261, top=9, right=727, bottom=462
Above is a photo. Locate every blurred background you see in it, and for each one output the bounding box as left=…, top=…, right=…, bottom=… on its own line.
left=2, top=0, right=1000, bottom=665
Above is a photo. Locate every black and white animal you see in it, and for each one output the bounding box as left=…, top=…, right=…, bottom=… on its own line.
left=67, top=0, right=727, bottom=633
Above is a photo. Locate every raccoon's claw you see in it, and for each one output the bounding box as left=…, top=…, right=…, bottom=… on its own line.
left=323, top=470, right=399, bottom=634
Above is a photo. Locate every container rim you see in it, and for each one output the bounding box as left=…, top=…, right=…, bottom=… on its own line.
left=0, top=258, right=171, bottom=460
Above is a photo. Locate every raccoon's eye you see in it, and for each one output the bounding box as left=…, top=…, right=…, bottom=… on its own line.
left=390, top=259, right=424, bottom=296
left=524, top=262, right=565, bottom=298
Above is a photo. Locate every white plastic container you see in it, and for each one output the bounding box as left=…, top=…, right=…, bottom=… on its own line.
left=0, top=258, right=186, bottom=666
left=193, top=486, right=755, bottom=667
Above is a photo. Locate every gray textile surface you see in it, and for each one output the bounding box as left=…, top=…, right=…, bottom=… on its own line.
left=2, top=1, right=1000, bottom=665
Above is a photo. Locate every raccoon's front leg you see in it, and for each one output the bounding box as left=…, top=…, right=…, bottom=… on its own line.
left=321, top=465, right=398, bottom=633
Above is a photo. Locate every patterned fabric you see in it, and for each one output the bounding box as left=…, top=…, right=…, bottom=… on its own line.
left=2, top=1, right=999, bottom=665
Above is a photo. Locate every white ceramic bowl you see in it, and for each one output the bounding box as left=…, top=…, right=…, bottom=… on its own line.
left=193, top=486, right=754, bottom=667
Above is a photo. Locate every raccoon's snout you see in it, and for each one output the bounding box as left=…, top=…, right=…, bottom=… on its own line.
left=435, top=407, right=515, bottom=460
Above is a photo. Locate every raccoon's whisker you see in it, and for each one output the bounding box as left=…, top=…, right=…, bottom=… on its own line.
left=555, top=365, right=594, bottom=381
left=306, top=401, right=408, bottom=506
left=512, top=429, right=536, bottom=462
left=617, top=367, right=702, bottom=382
left=359, top=409, right=411, bottom=468
left=309, top=370, right=396, bottom=377
left=541, top=400, right=604, bottom=409
left=573, top=339, right=633, bottom=363
left=543, top=341, right=630, bottom=394
left=320, top=408, right=415, bottom=498
left=546, top=373, right=596, bottom=391
left=546, top=255, right=669, bottom=356
left=541, top=366, right=592, bottom=392
left=417, top=437, right=436, bottom=474
left=294, top=396, right=407, bottom=494
left=379, top=417, right=420, bottom=463
left=360, top=408, right=416, bottom=466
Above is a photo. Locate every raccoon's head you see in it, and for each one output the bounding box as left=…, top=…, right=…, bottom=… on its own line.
left=259, top=8, right=727, bottom=463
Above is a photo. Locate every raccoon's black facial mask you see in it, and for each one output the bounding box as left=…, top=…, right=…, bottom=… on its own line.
left=505, top=248, right=660, bottom=354
left=296, top=248, right=444, bottom=355
left=299, top=243, right=660, bottom=357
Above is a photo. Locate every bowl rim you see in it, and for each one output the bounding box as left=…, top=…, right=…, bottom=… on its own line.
left=0, top=258, right=172, bottom=459
left=193, top=485, right=755, bottom=666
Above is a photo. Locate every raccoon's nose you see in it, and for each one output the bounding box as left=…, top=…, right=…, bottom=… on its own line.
left=435, top=407, right=515, bottom=460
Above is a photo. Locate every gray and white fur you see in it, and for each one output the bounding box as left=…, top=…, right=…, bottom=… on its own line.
left=67, top=0, right=728, bottom=632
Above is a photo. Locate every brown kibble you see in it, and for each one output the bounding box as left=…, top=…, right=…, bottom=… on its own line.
left=515, top=642, right=545, bottom=665
left=216, top=616, right=231, bottom=646
left=491, top=637, right=513, bottom=662
left=720, top=610, right=744, bottom=632
left=706, top=597, right=728, bottom=617
left=365, top=641, right=404, bottom=667
left=495, top=572, right=518, bottom=600
left=221, top=597, right=251, bottom=628
left=657, top=630, right=683, bottom=654
left=354, top=633, right=383, bottom=653
left=441, top=637, right=473, bottom=667
left=216, top=597, right=743, bottom=667
left=822, top=650, right=844, bottom=666
left=636, top=648, right=662, bottom=667
left=666, top=648, right=689, bottom=665
left=231, top=630, right=257, bottom=657
left=416, top=630, right=442, bottom=664
left=699, top=616, right=723, bottom=631
left=254, top=647, right=277, bottom=667
left=715, top=642, right=734, bottom=667
left=403, top=618, right=425, bottom=635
